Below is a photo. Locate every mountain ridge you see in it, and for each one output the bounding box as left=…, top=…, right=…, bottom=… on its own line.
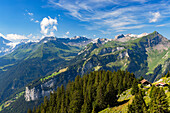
left=0, top=31, right=169, bottom=113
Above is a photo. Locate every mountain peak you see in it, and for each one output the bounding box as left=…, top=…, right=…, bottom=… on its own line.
left=153, top=31, right=159, bottom=34
left=114, top=34, right=125, bottom=40
left=71, top=36, right=88, bottom=40
left=0, top=36, right=11, bottom=43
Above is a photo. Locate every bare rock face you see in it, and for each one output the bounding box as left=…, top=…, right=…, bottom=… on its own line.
left=118, top=51, right=129, bottom=59
left=115, top=34, right=125, bottom=40
left=25, top=79, right=56, bottom=101
left=99, top=47, right=125, bottom=55
left=25, top=87, right=40, bottom=101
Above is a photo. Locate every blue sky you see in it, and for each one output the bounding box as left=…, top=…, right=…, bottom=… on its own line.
left=0, top=0, right=170, bottom=41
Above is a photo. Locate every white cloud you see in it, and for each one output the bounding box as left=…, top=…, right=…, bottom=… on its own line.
left=131, top=0, right=147, bottom=3
left=28, top=12, right=33, bottom=16
left=50, top=32, right=55, bottom=36
left=156, top=23, right=170, bottom=27
left=53, top=26, right=57, bottom=31
left=40, top=16, right=58, bottom=36
left=5, top=34, right=28, bottom=41
left=30, top=18, right=34, bottom=21
left=149, top=12, right=161, bottom=23
left=25, top=10, right=40, bottom=24
left=49, top=0, right=170, bottom=34
left=156, top=24, right=165, bottom=27
left=27, top=34, right=33, bottom=37
left=35, top=20, right=39, bottom=23
left=66, top=31, right=70, bottom=35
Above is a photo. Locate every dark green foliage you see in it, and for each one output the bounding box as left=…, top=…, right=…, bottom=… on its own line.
left=128, top=86, right=169, bottom=113
left=149, top=86, right=169, bottom=113
left=30, top=70, right=135, bottom=113
left=165, top=70, right=170, bottom=77
left=128, top=89, right=147, bottom=113
left=131, top=79, right=139, bottom=95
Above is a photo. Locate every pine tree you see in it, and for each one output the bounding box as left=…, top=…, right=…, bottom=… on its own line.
left=60, top=85, right=66, bottom=113
left=95, top=83, right=106, bottom=112
left=149, top=87, right=169, bottom=113
left=81, top=91, right=92, bottom=113
left=69, top=90, right=83, bottom=113
left=128, top=90, right=147, bottom=113
left=105, top=81, right=117, bottom=106
left=131, top=79, right=139, bottom=95
left=56, top=87, right=61, bottom=113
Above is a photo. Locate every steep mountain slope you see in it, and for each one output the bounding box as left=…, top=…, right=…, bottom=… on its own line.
left=65, top=31, right=169, bottom=81
left=0, top=36, right=91, bottom=103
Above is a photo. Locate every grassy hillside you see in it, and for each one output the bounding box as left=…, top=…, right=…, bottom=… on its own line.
left=100, top=77, right=170, bottom=113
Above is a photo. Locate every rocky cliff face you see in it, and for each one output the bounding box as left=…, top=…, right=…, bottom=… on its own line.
left=25, top=79, right=57, bottom=101
left=99, top=47, right=125, bottom=55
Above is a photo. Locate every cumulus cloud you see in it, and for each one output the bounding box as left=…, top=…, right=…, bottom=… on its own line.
left=149, top=12, right=161, bottom=23
left=66, top=31, right=70, bottom=35
left=40, top=16, right=58, bottom=36
left=6, top=34, right=28, bottom=41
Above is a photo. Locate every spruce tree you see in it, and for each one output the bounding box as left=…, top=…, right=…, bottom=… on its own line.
left=69, top=90, right=83, bottom=113
left=95, top=83, right=106, bottom=112
left=128, top=90, right=147, bottom=113
left=149, top=87, right=169, bottom=113
left=131, top=79, right=139, bottom=95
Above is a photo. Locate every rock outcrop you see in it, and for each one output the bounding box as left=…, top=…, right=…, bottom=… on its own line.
left=25, top=79, right=57, bottom=101
left=115, top=34, right=125, bottom=40
left=99, top=47, right=125, bottom=55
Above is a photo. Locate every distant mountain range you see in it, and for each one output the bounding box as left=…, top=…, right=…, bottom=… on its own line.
left=0, top=31, right=169, bottom=113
